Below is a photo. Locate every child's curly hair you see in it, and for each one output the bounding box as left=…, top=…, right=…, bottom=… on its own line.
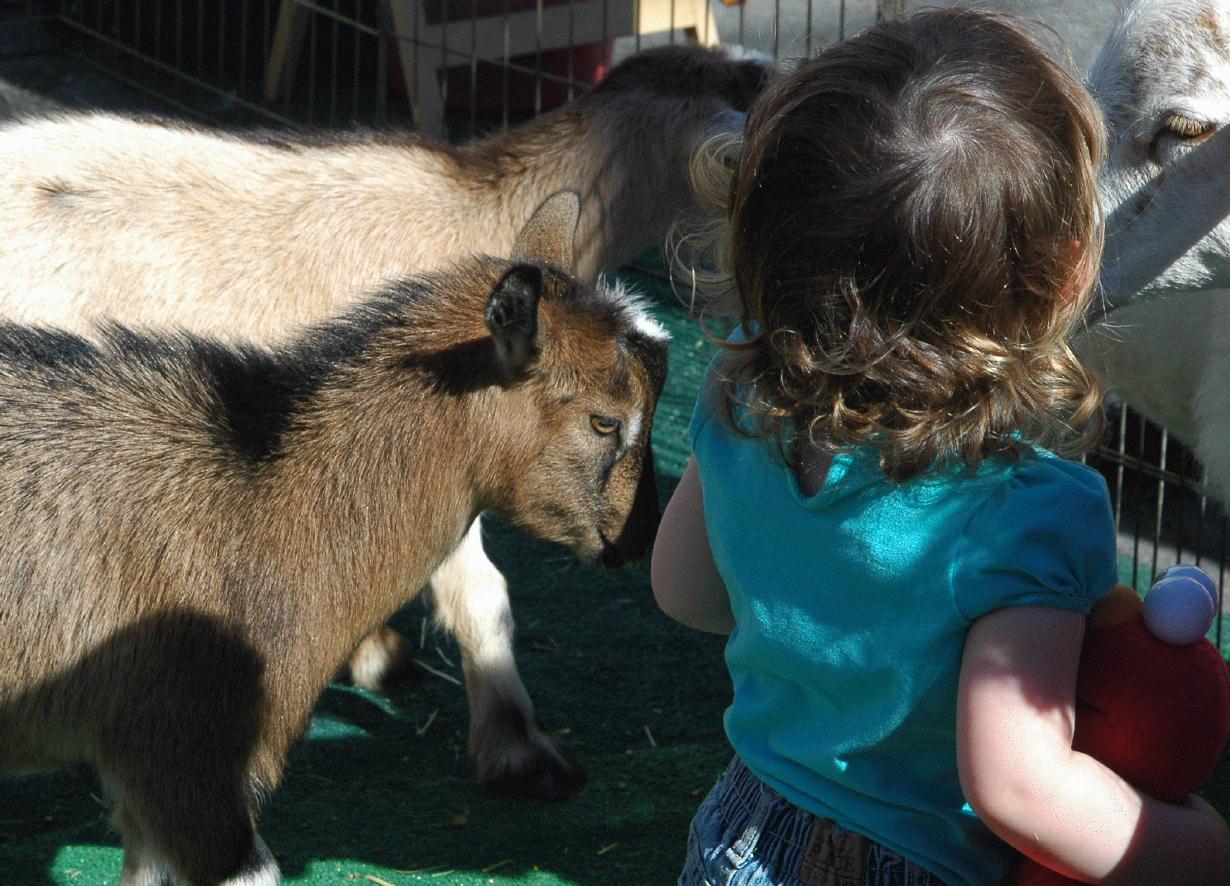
left=678, top=8, right=1107, bottom=483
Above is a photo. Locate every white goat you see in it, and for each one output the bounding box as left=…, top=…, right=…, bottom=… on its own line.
left=1078, top=0, right=1230, bottom=502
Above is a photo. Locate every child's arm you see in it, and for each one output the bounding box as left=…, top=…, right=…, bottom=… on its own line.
left=650, top=457, right=734, bottom=635
left=957, top=605, right=1230, bottom=885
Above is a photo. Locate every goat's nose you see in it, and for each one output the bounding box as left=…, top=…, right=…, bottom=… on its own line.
left=604, top=447, right=661, bottom=566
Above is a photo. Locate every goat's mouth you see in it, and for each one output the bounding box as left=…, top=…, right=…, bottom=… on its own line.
left=596, top=530, right=627, bottom=568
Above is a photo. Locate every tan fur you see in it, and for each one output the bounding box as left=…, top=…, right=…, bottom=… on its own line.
left=0, top=196, right=667, bottom=884
left=0, top=45, right=766, bottom=338
left=0, top=44, right=741, bottom=798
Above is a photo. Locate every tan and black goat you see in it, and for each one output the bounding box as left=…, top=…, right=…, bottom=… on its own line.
left=0, top=43, right=761, bottom=799
left=0, top=193, right=668, bottom=885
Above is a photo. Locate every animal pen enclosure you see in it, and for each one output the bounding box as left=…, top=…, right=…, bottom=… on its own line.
left=0, top=3, right=1228, bottom=885
left=5, top=1, right=1229, bottom=636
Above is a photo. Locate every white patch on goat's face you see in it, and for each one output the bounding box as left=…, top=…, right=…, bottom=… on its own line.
left=1093, top=0, right=1230, bottom=300
left=625, top=409, right=645, bottom=450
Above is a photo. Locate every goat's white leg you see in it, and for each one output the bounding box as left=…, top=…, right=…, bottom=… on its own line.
left=348, top=623, right=412, bottom=691
left=104, top=764, right=275, bottom=886
left=219, top=833, right=281, bottom=886
left=431, top=517, right=586, bottom=800
left=118, top=835, right=175, bottom=886
left=106, top=775, right=175, bottom=886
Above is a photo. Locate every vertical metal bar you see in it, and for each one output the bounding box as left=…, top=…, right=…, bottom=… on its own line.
left=566, top=0, right=575, bottom=101
left=772, top=0, right=780, bottom=58
left=501, top=0, right=510, bottom=131
left=804, top=0, right=812, bottom=58
left=376, top=0, right=389, bottom=125
left=534, top=0, right=543, bottom=119
left=175, top=0, right=183, bottom=80
left=1219, top=513, right=1227, bottom=651
left=329, top=0, right=340, bottom=125
left=1152, top=428, right=1169, bottom=579
left=441, top=0, right=451, bottom=130
left=1175, top=448, right=1186, bottom=565
left=1131, top=416, right=1146, bottom=589
left=239, top=0, right=249, bottom=99
left=1197, top=466, right=1209, bottom=569
left=876, top=0, right=903, bottom=21
left=353, top=1, right=362, bottom=122
left=468, top=0, right=478, bottom=139
left=217, top=0, right=226, bottom=85
left=837, top=0, right=844, bottom=41
left=197, top=0, right=204, bottom=76
left=1113, top=407, right=1127, bottom=533
left=308, top=7, right=318, bottom=123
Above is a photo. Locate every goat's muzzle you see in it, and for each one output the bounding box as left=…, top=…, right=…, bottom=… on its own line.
left=599, top=446, right=661, bottom=567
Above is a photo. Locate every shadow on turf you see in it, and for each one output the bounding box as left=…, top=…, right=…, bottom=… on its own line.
left=0, top=496, right=733, bottom=886
left=0, top=672, right=726, bottom=886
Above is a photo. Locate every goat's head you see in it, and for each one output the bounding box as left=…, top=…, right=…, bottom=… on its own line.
left=565, top=44, right=772, bottom=273
left=1092, top=0, right=1230, bottom=306
left=478, top=191, right=669, bottom=566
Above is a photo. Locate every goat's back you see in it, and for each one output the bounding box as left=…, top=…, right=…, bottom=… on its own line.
left=0, top=115, right=500, bottom=338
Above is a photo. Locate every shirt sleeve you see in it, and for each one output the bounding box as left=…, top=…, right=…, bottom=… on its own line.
left=951, top=455, right=1119, bottom=623
left=688, top=354, right=725, bottom=450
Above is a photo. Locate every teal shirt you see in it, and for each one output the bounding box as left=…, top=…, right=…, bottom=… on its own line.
left=689, top=369, right=1119, bottom=886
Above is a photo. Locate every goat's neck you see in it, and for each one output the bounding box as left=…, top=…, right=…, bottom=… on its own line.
left=252, top=319, right=520, bottom=709
left=454, top=107, right=651, bottom=277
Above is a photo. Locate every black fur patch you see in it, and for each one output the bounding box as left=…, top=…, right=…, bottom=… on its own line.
left=593, top=45, right=769, bottom=112
left=0, top=281, right=419, bottom=464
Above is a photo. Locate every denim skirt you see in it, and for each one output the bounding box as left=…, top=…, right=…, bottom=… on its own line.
left=680, top=757, right=947, bottom=886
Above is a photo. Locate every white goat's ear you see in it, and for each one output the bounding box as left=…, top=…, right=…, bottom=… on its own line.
left=486, top=264, right=543, bottom=375
left=512, top=190, right=580, bottom=275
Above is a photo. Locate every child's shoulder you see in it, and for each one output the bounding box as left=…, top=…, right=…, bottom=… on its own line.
left=950, top=449, right=1119, bottom=621
left=1000, top=448, right=1110, bottom=503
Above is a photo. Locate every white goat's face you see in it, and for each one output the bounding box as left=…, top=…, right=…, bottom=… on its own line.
left=1093, top=0, right=1230, bottom=303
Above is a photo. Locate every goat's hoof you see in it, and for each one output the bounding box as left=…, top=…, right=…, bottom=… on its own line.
left=347, top=625, right=412, bottom=692
left=480, top=737, right=588, bottom=801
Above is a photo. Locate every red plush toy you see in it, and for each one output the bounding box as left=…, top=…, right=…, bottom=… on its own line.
left=1014, top=565, right=1230, bottom=885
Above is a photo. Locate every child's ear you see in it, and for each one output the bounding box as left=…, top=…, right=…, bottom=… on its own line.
left=486, top=264, right=543, bottom=377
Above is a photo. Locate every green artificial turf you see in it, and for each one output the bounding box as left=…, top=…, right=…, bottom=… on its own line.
left=1, top=264, right=1228, bottom=885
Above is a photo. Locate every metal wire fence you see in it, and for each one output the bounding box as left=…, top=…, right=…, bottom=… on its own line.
left=5, top=0, right=1227, bottom=649
left=37, top=1, right=900, bottom=134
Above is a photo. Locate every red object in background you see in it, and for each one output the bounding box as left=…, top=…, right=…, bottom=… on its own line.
left=442, top=42, right=612, bottom=116
left=389, top=0, right=613, bottom=118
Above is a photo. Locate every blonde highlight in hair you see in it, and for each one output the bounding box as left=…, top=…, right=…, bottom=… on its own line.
left=675, top=8, right=1107, bottom=483
left=668, top=128, right=743, bottom=322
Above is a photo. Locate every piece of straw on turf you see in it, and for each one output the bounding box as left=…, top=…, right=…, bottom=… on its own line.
left=416, top=709, right=439, bottom=737
left=414, top=658, right=461, bottom=686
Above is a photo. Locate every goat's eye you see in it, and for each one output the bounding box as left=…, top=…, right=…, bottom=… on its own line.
left=590, top=415, right=621, bottom=436
left=1159, top=112, right=1216, bottom=142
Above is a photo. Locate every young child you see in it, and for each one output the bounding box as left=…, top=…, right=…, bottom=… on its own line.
left=653, top=8, right=1230, bottom=886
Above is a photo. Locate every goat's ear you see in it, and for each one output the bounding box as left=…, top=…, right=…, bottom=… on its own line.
left=486, top=264, right=543, bottom=376
left=512, top=190, right=580, bottom=275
